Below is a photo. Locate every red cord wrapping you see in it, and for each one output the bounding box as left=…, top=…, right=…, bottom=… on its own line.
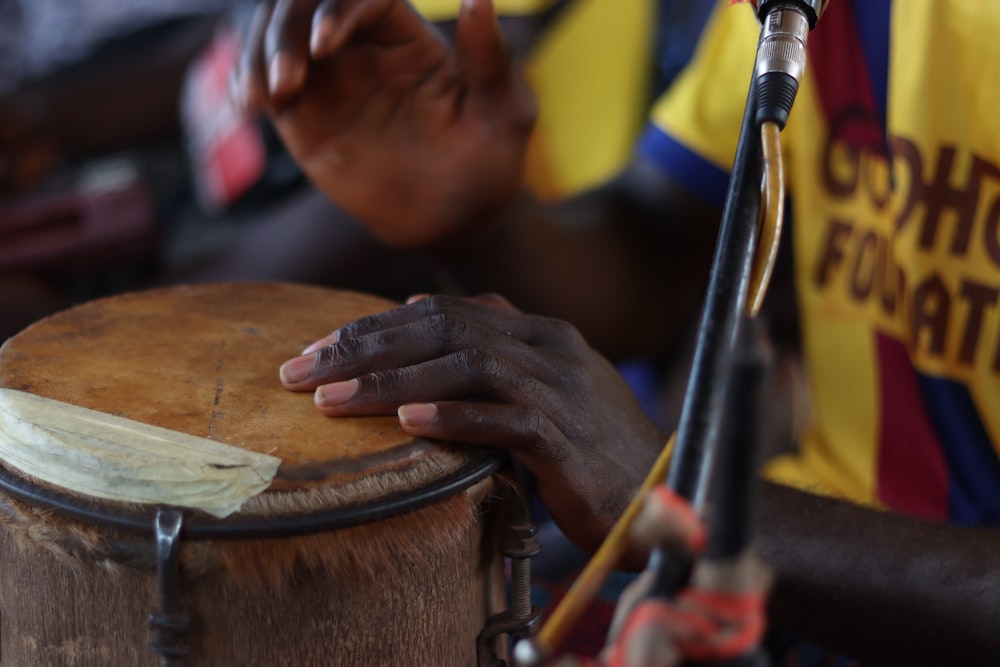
left=600, top=486, right=767, bottom=667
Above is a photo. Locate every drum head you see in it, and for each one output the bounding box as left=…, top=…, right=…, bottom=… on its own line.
left=0, top=282, right=492, bottom=525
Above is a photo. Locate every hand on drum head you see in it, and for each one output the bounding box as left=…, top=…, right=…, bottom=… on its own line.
left=230, top=0, right=536, bottom=247
left=279, top=293, right=666, bottom=565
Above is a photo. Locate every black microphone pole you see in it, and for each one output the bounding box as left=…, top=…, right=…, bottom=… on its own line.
left=645, top=1, right=828, bottom=662
left=646, top=57, right=764, bottom=603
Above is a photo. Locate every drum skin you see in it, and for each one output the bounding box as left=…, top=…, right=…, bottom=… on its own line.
left=0, top=283, right=507, bottom=666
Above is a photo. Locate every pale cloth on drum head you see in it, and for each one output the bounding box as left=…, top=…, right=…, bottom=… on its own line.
left=0, top=388, right=280, bottom=517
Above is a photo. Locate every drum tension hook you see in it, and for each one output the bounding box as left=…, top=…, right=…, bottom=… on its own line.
left=148, top=507, right=191, bottom=666
left=477, top=478, right=542, bottom=667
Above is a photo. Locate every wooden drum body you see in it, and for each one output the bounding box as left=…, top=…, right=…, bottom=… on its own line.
left=0, top=283, right=509, bottom=666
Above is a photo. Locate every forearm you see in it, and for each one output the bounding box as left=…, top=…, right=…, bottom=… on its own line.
left=758, top=481, right=1000, bottom=666
left=429, top=161, right=719, bottom=360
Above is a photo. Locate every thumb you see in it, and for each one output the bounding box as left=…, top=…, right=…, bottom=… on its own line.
left=311, top=0, right=430, bottom=57
left=454, top=0, right=509, bottom=91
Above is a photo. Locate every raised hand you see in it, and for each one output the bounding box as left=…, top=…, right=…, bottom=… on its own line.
left=278, top=294, right=667, bottom=557
left=232, top=0, right=536, bottom=246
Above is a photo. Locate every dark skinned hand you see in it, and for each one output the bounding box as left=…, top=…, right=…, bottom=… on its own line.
left=231, top=0, right=536, bottom=247
left=279, top=294, right=667, bottom=563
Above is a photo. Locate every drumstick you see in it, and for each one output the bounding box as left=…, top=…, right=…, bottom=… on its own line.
left=518, top=433, right=675, bottom=661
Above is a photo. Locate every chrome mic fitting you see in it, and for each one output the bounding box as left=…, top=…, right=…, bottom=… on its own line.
left=755, top=4, right=810, bottom=85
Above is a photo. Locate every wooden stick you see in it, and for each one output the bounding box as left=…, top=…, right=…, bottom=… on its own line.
left=532, top=434, right=676, bottom=656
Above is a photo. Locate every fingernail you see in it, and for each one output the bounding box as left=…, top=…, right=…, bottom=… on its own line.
left=311, top=16, right=336, bottom=54
left=303, top=330, right=339, bottom=355
left=405, top=294, right=429, bottom=305
left=398, top=403, right=438, bottom=427
left=316, top=379, right=359, bottom=406
left=279, top=354, right=316, bottom=384
left=268, top=51, right=301, bottom=95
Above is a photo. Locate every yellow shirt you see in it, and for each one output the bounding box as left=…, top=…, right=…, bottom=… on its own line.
left=642, top=0, right=1000, bottom=524
left=414, top=0, right=656, bottom=197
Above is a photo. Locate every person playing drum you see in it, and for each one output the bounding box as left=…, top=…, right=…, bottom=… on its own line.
left=229, top=0, right=1000, bottom=664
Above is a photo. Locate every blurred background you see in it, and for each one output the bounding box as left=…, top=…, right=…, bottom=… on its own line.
left=0, top=0, right=714, bottom=343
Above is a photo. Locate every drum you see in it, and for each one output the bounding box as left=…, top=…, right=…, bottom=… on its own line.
left=0, top=282, right=520, bottom=666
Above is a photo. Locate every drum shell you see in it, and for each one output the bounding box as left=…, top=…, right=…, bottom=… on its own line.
left=0, top=282, right=513, bottom=666
left=0, top=477, right=507, bottom=666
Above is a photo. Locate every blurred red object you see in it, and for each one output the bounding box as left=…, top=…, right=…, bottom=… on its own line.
left=182, top=26, right=267, bottom=212
left=0, top=163, right=157, bottom=274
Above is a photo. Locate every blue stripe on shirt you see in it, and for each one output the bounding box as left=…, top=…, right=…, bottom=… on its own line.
left=916, top=374, right=1000, bottom=525
left=637, top=124, right=731, bottom=207
left=849, top=0, right=891, bottom=133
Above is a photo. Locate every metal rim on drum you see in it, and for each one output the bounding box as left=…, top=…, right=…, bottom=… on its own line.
left=0, top=453, right=500, bottom=539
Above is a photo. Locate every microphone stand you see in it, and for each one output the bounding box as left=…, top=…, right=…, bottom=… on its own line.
left=647, top=3, right=821, bottom=663
left=646, top=73, right=764, bottom=602
left=640, top=67, right=772, bottom=666
left=514, top=3, right=823, bottom=664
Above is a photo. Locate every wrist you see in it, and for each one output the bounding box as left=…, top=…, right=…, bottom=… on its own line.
left=426, top=188, right=531, bottom=259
